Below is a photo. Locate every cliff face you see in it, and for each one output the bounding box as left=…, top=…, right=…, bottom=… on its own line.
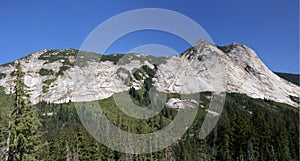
left=0, top=40, right=299, bottom=107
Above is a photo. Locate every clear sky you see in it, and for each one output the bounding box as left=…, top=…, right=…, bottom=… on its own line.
left=0, top=0, right=299, bottom=73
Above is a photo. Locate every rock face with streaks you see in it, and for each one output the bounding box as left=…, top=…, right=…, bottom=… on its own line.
left=0, top=40, right=299, bottom=107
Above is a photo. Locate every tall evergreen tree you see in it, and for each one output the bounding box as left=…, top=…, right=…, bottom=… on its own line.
left=0, top=84, right=14, bottom=161
left=8, top=62, right=41, bottom=161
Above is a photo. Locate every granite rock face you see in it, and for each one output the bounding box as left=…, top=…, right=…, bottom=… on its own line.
left=160, top=40, right=300, bottom=107
left=0, top=41, right=299, bottom=107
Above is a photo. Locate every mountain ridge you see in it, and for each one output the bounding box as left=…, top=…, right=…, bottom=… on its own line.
left=0, top=40, right=299, bottom=107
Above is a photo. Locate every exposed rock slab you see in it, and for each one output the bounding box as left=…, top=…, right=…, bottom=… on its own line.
left=0, top=41, right=299, bottom=107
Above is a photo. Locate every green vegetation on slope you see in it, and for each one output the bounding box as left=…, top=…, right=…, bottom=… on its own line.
left=100, top=54, right=125, bottom=65
left=39, top=68, right=54, bottom=76
left=275, top=72, right=300, bottom=86
left=216, top=44, right=235, bottom=53
left=42, top=78, right=57, bottom=93
left=0, top=86, right=298, bottom=160
left=38, top=49, right=77, bottom=63
left=0, top=73, right=6, bottom=79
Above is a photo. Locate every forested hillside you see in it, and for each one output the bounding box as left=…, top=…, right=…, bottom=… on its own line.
left=0, top=86, right=298, bottom=160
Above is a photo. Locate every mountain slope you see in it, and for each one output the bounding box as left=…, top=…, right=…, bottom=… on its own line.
left=0, top=40, right=299, bottom=107
left=0, top=86, right=298, bottom=160
left=0, top=41, right=299, bottom=160
left=161, top=40, right=300, bottom=107
left=274, top=72, right=299, bottom=86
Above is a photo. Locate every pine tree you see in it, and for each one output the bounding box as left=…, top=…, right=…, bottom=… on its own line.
left=0, top=84, right=14, bottom=161
left=77, top=125, right=100, bottom=160
left=216, top=117, right=232, bottom=160
left=8, top=62, right=41, bottom=161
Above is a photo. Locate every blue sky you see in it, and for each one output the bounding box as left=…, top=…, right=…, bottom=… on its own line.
left=0, top=0, right=299, bottom=73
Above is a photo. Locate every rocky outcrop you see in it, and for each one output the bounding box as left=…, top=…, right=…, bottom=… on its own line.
left=165, top=98, right=199, bottom=109
left=0, top=40, right=299, bottom=107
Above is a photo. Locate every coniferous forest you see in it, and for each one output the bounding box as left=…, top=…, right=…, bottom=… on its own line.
left=0, top=64, right=299, bottom=161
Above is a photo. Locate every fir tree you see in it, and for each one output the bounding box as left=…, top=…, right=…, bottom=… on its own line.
left=8, top=62, right=41, bottom=161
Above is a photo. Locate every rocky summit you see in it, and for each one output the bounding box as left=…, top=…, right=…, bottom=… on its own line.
left=0, top=40, right=299, bottom=107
